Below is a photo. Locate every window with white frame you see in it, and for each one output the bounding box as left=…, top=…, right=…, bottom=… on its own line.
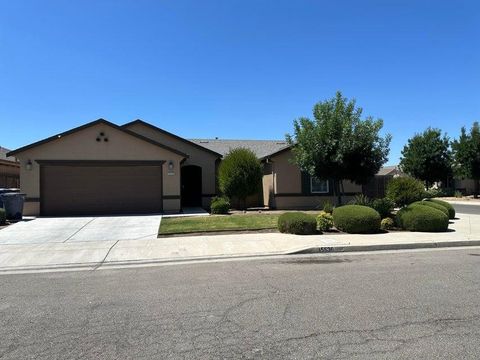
left=310, top=177, right=329, bottom=193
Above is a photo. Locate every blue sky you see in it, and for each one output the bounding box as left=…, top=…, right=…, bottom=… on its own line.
left=1, top=0, right=479, bottom=164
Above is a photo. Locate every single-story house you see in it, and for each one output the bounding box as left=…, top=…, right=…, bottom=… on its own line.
left=0, top=146, right=20, bottom=188
left=362, top=165, right=404, bottom=199
left=8, top=118, right=389, bottom=216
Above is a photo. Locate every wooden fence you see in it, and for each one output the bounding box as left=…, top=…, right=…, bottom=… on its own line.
left=0, top=173, right=20, bottom=188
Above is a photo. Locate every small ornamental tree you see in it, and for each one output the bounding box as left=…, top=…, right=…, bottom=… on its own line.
left=452, top=122, right=480, bottom=198
left=399, top=128, right=452, bottom=189
left=218, top=147, right=263, bottom=209
left=286, top=91, right=391, bottom=205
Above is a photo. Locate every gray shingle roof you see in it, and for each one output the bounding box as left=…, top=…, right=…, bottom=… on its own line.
left=0, top=146, right=17, bottom=163
left=376, top=165, right=401, bottom=176
left=189, top=139, right=289, bottom=158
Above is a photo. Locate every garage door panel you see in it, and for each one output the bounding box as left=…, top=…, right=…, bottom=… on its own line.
left=41, top=165, right=163, bottom=215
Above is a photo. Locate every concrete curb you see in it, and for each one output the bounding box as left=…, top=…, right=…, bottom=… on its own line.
left=292, top=240, right=480, bottom=254
left=2, top=239, right=480, bottom=275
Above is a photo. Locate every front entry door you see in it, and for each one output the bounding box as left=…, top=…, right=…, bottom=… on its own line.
left=181, top=165, right=202, bottom=207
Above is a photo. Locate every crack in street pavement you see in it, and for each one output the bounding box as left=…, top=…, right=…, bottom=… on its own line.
left=1, top=248, right=480, bottom=359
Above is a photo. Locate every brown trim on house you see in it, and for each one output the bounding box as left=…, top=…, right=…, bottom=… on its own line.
left=122, top=119, right=223, bottom=158
left=163, top=195, right=181, bottom=200
left=274, top=192, right=360, bottom=197
left=35, top=160, right=166, bottom=166
left=0, top=159, right=20, bottom=167
left=7, top=118, right=189, bottom=158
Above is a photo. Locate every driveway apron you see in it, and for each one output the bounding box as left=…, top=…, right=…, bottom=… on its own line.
left=0, top=215, right=162, bottom=244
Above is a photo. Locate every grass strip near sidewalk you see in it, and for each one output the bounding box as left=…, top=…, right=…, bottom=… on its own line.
left=159, top=214, right=280, bottom=235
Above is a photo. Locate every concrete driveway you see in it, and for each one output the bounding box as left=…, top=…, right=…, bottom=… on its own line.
left=0, top=215, right=162, bottom=244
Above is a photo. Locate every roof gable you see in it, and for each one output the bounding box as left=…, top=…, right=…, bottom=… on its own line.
left=7, top=119, right=188, bottom=158
left=122, top=119, right=222, bottom=158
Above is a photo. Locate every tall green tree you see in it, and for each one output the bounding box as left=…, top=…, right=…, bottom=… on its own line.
left=452, top=122, right=480, bottom=198
left=400, top=128, right=452, bottom=189
left=218, top=147, right=263, bottom=209
left=286, top=91, right=391, bottom=205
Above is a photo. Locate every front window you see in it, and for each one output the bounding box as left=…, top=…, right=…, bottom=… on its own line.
left=310, top=177, right=329, bottom=193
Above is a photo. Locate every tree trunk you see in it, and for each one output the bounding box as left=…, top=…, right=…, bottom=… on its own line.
left=340, top=180, right=345, bottom=201
left=334, top=179, right=342, bottom=206
left=475, top=179, right=479, bottom=199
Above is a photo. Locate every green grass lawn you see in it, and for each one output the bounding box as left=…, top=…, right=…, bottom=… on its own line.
left=159, top=214, right=281, bottom=235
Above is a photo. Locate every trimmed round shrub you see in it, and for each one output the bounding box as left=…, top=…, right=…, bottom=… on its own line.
left=386, top=177, right=425, bottom=207
left=210, top=197, right=230, bottom=214
left=332, top=205, right=381, bottom=234
left=372, top=198, right=394, bottom=218
left=411, top=200, right=449, bottom=217
left=396, top=204, right=449, bottom=232
left=0, top=208, right=5, bottom=225
left=425, top=198, right=455, bottom=219
left=316, top=211, right=334, bottom=232
left=278, top=212, right=317, bottom=235
left=380, top=217, right=395, bottom=230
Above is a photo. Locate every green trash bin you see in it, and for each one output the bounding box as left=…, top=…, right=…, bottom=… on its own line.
left=0, top=192, right=25, bottom=221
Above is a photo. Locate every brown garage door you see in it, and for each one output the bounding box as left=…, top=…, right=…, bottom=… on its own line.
left=40, top=161, right=163, bottom=216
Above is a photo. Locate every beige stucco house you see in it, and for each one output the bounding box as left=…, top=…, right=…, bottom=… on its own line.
left=9, top=118, right=379, bottom=216
left=0, top=146, right=20, bottom=188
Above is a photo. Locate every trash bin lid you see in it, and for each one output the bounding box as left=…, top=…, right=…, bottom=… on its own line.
left=0, top=192, right=25, bottom=197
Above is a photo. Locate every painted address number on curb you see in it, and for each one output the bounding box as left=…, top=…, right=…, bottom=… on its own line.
left=320, top=247, right=334, bottom=253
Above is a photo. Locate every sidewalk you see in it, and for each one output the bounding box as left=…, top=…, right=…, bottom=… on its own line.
left=1, top=212, right=480, bottom=273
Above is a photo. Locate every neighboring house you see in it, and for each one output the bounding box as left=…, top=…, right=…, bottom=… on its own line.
left=0, top=146, right=20, bottom=188
left=452, top=178, right=479, bottom=195
left=363, top=165, right=403, bottom=199
left=8, top=118, right=392, bottom=216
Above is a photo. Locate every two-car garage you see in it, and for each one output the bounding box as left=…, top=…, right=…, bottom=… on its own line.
left=8, top=119, right=188, bottom=216
left=39, top=161, right=164, bottom=216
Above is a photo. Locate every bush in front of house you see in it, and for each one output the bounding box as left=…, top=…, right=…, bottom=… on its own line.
left=411, top=200, right=449, bottom=217
left=425, top=198, right=455, bottom=219
left=218, top=147, right=263, bottom=209
left=371, top=198, right=395, bottom=218
left=349, top=194, right=372, bottom=207
left=278, top=212, right=317, bottom=235
left=0, top=208, right=5, bottom=225
left=210, top=197, right=230, bottom=214
left=332, top=205, right=381, bottom=234
left=385, top=177, right=426, bottom=207
left=380, top=217, right=395, bottom=231
left=316, top=211, right=334, bottom=232
left=322, top=200, right=334, bottom=214
left=396, top=203, right=449, bottom=232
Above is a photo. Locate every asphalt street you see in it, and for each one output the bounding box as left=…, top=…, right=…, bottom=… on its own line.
left=1, top=248, right=480, bottom=359
left=452, top=203, right=480, bottom=215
